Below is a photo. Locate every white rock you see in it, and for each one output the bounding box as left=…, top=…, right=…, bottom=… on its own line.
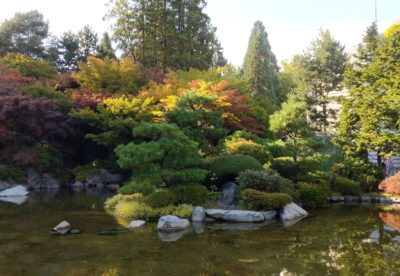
left=53, top=220, right=71, bottom=232
left=260, top=210, right=277, bottom=221
left=205, top=209, right=265, bottom=222
left=127, top=220, right=146, bottom=229
left=157, top=215, right=190, bottom=232
left=0, top=185, right=29, bottom=197
left=0, top=196, right=28, bottom=205
left=279, top=203, right=308, bottom=221
left=191, top=206, right=205, bottom=222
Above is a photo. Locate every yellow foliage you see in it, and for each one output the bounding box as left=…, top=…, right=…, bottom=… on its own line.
left=384, top=21, right=400, bottom=38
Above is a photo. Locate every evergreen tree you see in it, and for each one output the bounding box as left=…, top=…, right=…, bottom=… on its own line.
left=77, top=25, right=98, bottom=61
left=242, top=21, right=279, bottom=102
left=0, top=10, right=49, bottom=58
left=97, top=32, right=116, bottom=59
left=302, top=30, right=348, bottom=135
left=56, top=31, right=80, bottom=72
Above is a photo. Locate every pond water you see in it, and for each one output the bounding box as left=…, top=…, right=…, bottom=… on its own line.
left=1, top=189, right=400, bottom=275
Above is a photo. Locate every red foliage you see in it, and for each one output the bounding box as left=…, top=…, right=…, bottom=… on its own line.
left=218, top=89, right=263, bottom=134
left=378, top=172, right=400, bottom=195
left=0, top=63, right=36, bottom=95
left=13, top=148, right=38, bottom=165
left=69, top=89, right=111, bottom=109
left=379, top=211, right=400, bottom=231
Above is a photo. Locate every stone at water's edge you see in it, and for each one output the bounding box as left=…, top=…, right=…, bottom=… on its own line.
left=157, top=215, right=190, bottom=232
left=205, top=209, right=265, bottom=222
left=217, top=181, right=239, bottom=208
left=53, top=220, right=71, bottom=235
left=279, top=203, right=308, bottom=221
left=127, top=220, right=146, bottom=229
left=192, top=206, right=205, bottom=222
left=0, top=185, right=29, bottom=197
left=260, top=210, right=277, bottom=221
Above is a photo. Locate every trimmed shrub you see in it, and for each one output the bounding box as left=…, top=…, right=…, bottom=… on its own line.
left=236, top=169, right=294, bottom=194
left=105, top=193, right=144, bottom=209
left=118, top=180, right=155, bottom=195
left=207, top=185, right=222, bottom=201
left=223, top=139, right=271, bottom=164
left=171, top=184, right=208, bottom=205
left=298, top=182, right=330, bottom=209
left=0, top=164, right=26, bottom=182
left=270, top=157, right=298, bottom=181
left=333, top=176, right=361, bottom=196
left=145, top=190, right=177, bottom=208
left=241, top=188, right=292, bottom=210
left=208, top=155, right=263, bottom=186
left=72, top=165, right=97, bottom=182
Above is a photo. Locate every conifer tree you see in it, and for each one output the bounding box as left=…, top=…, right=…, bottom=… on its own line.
left=97, top=32, right=116, bottom=59
left=242, top=21, right=279, bottom=102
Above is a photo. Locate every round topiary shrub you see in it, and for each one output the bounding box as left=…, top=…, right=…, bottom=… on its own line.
left=171, top=184, right=208, bottom=205
left=145, top=190, right=177, bottom=208
left=208, top=155, right=263, bottom=186
left=241, top=188, right=292, bottom=210
left=270, top=157, right=298, bottom=181
left=333, top=176, right=361, bottom=196
left=236, top=169, right=294, bottom=194
left=298, top=182, right=330, bottom=209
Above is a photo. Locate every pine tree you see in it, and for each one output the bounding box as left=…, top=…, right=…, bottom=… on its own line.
left=77, top=25, right=98, bottom=61
left=242, top=21, right=279, bottom=102
left=56, top=31, right=80, bottom=72
left=97, top=32, right=116, bottom=59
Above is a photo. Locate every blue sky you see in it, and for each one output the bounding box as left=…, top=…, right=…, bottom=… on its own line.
left=1, top=0, right=399, bottom=66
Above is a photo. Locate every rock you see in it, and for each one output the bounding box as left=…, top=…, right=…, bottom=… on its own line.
left=329, top=195, right=345, bottom=202
left=106, top=184, right=120, bottom=191
left=105, top=173, right=123, bottom=184
left=157, top=228, right=190, bottom=242
left=53, top=220, right=71, bottom=235
left=205, top=209, right=265, bottom=222
left=71, top=181, right=84, bottom=189
left=95, top=182, right=104, bottom=190
left=379, top=197, right=393, bottom=204
left=344, top=195, right=359, bottom=202
left=70, top=228, right=81, bottom=234
left=0, top=181, right=12, bottom=192
left=0, top=185, right=29, bottom=197
left=279, top=203, right=308, bottom=221
left=41, top=174, right=60, bottom=189
left=27, top=168, right=41, bottom=188
left=217, top=181, right=239, bottom=208
left=361, top=196, right=372, bottom=203
left=379, top=172, right=400, bottom=194
left=157, top=215, right=190, bottom=232
left=261, top=210, right=277, bottom=221
left=98, top=228, right=128, bottom=236
left=191, top=206, right=205, bottom=222
left=127, top=220, right=146, bottom=229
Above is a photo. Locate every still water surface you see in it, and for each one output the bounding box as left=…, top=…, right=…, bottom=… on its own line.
left=1, top=189, right=400, bottom=275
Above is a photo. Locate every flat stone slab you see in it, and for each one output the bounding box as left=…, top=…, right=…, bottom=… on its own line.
left=0, top=185, right=29, bottom=197
left=279, top=203, right=308, bottom=221
left=260, top=210, right=277, bottom=221
left=127, top=220, right=146, bottom=229
left=205, top=209, right=265, bottom=222
left=157, top=215, right=190, bottom=232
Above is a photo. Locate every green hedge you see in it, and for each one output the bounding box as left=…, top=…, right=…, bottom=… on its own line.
left=333, top=176, right=361, bottom=196
left=171, top=184, right=208, bottom=205
left=241, top=188, right=292, bottom=210
left=236, top=169, right=294, bottom=194
left=145, top=190, right=177, bottom=208
left=208, top=155, right=263, bottom=186
left=298, top=182, right=330, bottom=209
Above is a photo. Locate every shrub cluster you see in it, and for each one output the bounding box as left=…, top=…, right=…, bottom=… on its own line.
left=170, top=184, right=208, bottom=205
left=298, top=182, right=330, bottom=208
left=236, top=169, right=294, bottom=194
left=332, top=176, right=361, bottom=195
left=241, top=188, right=292, bottom=210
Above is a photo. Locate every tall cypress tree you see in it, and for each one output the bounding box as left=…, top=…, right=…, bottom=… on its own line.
left=242, top=21, right=279, bottom=102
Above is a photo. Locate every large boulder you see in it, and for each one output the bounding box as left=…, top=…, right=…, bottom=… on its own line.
left=191, top=206, right=205, bottom=222
left=279, top=203, right=308, bottom=221
left=27, top=168, right=41, bottom=188
left=0, top=185, right=29, bottom=197
left=379, top=173, right=400, bottom=194
left=41, top=174, right=60, bottom=189
left=205, top=209, right=265, bottom=222
left=157, top=215, right=190, bottom=232
left=217, top=181, right=239, bottom=208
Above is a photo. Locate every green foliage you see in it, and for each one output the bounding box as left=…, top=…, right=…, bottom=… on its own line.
left=223, top=138, right=271, bottom=164
left=333, top=176, right=361, bottom=196
left=115, top=122, right=206, bottom=190
left=0, top=164, right=26, bottom=182
left=145, top=190, right=177, bottom=208
left=72, top=164, right=97, bottom=182
left=0, top=10, right=49, bottom=58
left=207, top=186, right=223, bottom=201
left=77, top=25, right=98, bottom=61
left=171, top=184, right=208, bottom=205
left=241, top=188, right=292, bottom=210
left=96, top=32, right=116, bottom=59
left=1, top=53, right=56, bottom=79
left=298, top=182, right=330, bottom=209
left=236, top=169, right=294, bottom=194
left=118, top=180, right=155, bottom=196
left=73, top=56, right=142, bottom=94
left=32, top=144, right=63, bottom=173
left=242, top=21, right=279, bottom=102
left=21, top=84, right=71, bottom=111
left=271, top=157, right=298, bottom=181
left=208, top=155, right=263, bottom=186
left=56, top=31, right=80, bottom=72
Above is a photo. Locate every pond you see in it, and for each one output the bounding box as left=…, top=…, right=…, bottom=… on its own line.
left=1, top=189, right=400, bottom=275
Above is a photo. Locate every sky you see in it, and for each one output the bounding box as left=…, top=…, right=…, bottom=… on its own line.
left=0, top=0, right=399, bottom=66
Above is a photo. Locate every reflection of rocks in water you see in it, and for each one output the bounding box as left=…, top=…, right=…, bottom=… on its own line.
left=362, top=228, right=380, bottom=244
left=85, top=188, right=115, bottom=201
left=157, top=228, right=191, bottom=242
left=0, top=196, right=28, bottom=205
left=379, top=211, right=400, bottom=232
left=192, top=222, right=205, bottom=234
left=206, top=221, right=274, bottom=231
left=27, top=188, right=58, bottom=204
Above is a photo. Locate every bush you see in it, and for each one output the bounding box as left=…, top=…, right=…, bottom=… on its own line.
left=241, top=188, right=292, bottom=210
left=72, top=164, right=97, bottom=182
left=171, top=184, right=208, bottom=205
left=236, top=169, right=294, bottom=194
left=270, top=157, right=298, bottom=181
left=118, top=180, right=155, bottom=195
left=1, top=53, right=57, bottom=79
left=0, top=164, right=26, bottom=182
left=265, top=140, right=291, bottom=158
left=207, top=185, right=222, bottom=201
left=145, top=190, right=177, bottom=208
left=298, top=182, right=330, bottom=209
left=333, top=176, right=361, bottom=196
left=104, top=193, right=144, bottom=209
left=32, top=144, right=63, bottom=173
left=208, top=155, right=263, bottom=186
left=223, top=139, right=271, bottom=164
